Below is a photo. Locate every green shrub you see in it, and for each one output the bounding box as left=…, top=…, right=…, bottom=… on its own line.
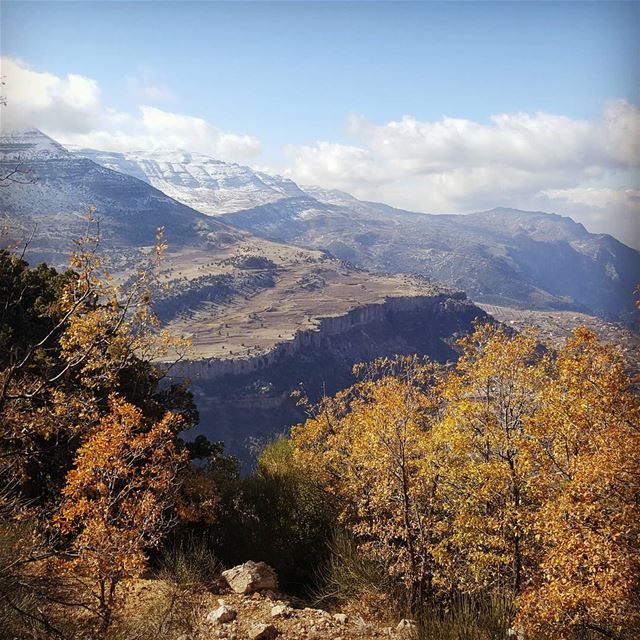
left=210, top=435, right=337, bottom=593
left=315, top=528, right=391, bottom=604
left=314, top=528, right=397, bottom=617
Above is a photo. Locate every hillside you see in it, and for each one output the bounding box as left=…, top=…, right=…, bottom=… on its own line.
left=225, top=197, right=639, bottom=319
left=1, top=129, right=486, bottom=460
left=72, top=145, right=639, bottom=318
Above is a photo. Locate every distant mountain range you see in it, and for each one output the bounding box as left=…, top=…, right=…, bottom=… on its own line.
left=71, top=145, right=640, bottom=319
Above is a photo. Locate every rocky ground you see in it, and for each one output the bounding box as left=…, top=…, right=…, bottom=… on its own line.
left=111, top=561, right=415, bottom=640
left=199, top=591, right=413, bottom=640
left=198, top=561, right=414, bottom=640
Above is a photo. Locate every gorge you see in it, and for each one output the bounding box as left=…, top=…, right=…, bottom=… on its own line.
left=174, top=291, right=487, bottom=463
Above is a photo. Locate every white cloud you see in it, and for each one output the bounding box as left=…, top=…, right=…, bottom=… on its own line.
left=0, top=57, right=261, bottom=162
left=1, top=57, right=102, bottom=134
left=59, top=105, right=262, bottom=160
left=285, top=102, right=640, bottom=247
left=543, top=187, right=640, bottom=210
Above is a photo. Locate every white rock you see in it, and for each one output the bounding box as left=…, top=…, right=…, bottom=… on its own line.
left=333, top=613, right=348, bottom=624
left=222, top=561, right=278, bottom=594
left=270, top=604, right=291, bottom=618
left=206, top=604, right=237, bottom=625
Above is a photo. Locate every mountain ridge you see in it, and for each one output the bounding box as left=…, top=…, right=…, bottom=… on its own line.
left=13, top=133, right=640, bottom=318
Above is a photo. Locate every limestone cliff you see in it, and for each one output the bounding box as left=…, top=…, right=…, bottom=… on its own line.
left=172, top=291, right=488, bottom=465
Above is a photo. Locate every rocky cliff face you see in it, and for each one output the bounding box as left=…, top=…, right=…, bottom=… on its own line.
left=175, top=292, right=487, bottom=465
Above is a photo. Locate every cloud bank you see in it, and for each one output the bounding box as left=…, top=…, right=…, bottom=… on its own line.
left=2, top=57, right=638, bottom=247
left=284, top=103, right=640, bottom=247
left=1, top=57, right=261, bottom=162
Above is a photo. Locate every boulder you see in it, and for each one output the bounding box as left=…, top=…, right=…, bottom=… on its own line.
left=206, top=604, right=237, bottom=625
left=222, top=561, right=278, bottom=594
left=248, top=623, right=279, bottom=639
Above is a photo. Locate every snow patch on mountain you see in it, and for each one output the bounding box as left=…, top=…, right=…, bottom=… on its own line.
left=69, top=147, right=307, bottom=215
left=0, top=128, right=70, bottom=162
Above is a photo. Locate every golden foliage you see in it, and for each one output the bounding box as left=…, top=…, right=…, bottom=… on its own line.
left=515, top=328, right=640, bottom=638
left=292, top=324, right=640, bottom=638
left=0, top=216, right=198, bottom=632
left=0, top=213, right=190, bottom=505
left=293, top=355, right=442, bottom=605
left=55, top=395, right=188, bottom=628
left=431, top=326, right=547, bottom=595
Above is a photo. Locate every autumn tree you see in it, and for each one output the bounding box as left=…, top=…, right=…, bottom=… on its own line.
left=55, top=395, right=188, bottom=630
left=430, top=324, right=547, bottom=597
left=0, top=218, right=199, bottom=633
left=292, top=355, right=443, bottom=607
left=291, top=323, right=639, bottom=638
left=515, top=328, right=640, bottom=639
left=0, top=217, right=193, bottom=510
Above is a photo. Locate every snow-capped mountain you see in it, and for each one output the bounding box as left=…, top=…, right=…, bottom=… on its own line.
left=0, top=129, right=251, bottom=256
left=0, top=128, right=70, bottom=161
left=70, top=147, right=306, bottom=215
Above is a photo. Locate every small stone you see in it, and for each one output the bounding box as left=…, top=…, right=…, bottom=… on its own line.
left=206, top=604, right=237, bottom=625
left=271, top=604, right=291, bottom=618
left=303, top=607, right=328, bottom=617
left=248, top=623, right=279, bottom=640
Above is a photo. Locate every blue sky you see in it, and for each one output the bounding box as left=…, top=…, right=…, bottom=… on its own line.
left=3, top=1, right=638, bottom=155
left=1, top=1, right=639, bottom=245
